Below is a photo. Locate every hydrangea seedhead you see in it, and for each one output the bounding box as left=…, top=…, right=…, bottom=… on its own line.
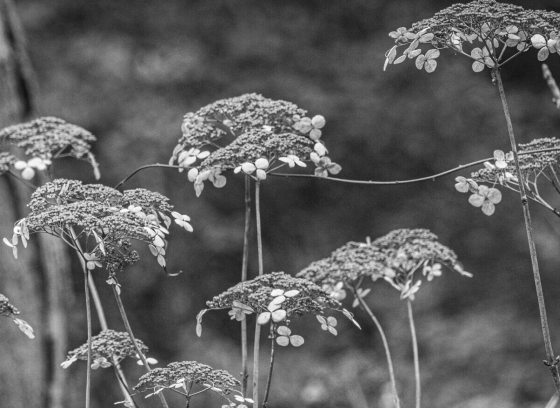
left=198, top=271, right=360, bottom=342
left=134, top=360, right=252, bottom=406
left=0, top=116, right=100, bottom=179
left=455, top=138, right=560, bottom=215
left=299, top=229, right=470, bottom=302
left=385, top=0, right=560, bottom=74
left=5, top=179, right=193, bottom=275
left=61, top=330, right=149, bottom=369
left=169, top=94, right=340, bottom=196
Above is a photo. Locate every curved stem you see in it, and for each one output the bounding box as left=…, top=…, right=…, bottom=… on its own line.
left=354, top=290, right=400, bottom=408
left=114, top=163, right=181, bottom=189
left=407, top=300, right=421, bottom=408
left=494, top=69, right=560, bottom=392
left=241, top=176, right=251, bottom=395
left=545, top=392, right=559, bottom=408
left=83, top=270, right=92, bottom=408
left=111, top=283, right=170, bottom=408
left=253, top=180, right=264, bottom=408
left=263, top=325, right=276, bottom=408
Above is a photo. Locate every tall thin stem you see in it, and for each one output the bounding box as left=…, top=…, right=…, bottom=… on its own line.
left=68, top=227, right=136, bottom=406
left=354, top=290, right=400, bottom=408
left=241, top=176, right=251, bottom=395
left=493, top=69, right=560, bottom=391
left=83, top=270, right=92, bottom=408
left=263, top=325, right=276, bottom=407
left=111, top=283, right=170, bottom=408
left=407, top=300, right=421, bottom=408
left=253, top=180, right=264, bottom=408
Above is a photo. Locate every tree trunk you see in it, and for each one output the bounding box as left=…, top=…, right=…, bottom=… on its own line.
left=0, top=2, right=72, bottom=408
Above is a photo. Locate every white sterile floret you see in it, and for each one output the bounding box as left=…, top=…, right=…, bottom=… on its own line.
left=279, top=155, right=307, bottom=168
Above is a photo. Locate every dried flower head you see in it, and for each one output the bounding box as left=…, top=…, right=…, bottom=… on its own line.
left=0, top=293, right=35, bottom=339
left=61, top=330, right=148, bottom=369
left=385, top=0, right=560, bottom=74
left=0, top=117, right=100, bottom=179
left=456, top=139, right=560, bottom=215
left=372, top=229, right=470, bottom=300
left=169, top=94, right=340, bottom=196
left=299, top=229, right=470, bottom=302
left=133, top=360, right=251, bottom=406
left=5, top=179, right=192, bottom=275
left=197, top=271, right=360, bottom=341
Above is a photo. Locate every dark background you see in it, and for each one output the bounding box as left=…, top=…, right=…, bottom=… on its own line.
left=7, top=0, right=560, bottom=406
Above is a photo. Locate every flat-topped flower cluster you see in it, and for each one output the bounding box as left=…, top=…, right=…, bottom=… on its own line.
left=169, top=93, right=341, bottom=196
left=384, top=0, right=560, bottom=74
left=455, top=138, right=560, bottom=215
left=298, top=229, right=470, bottom=302
left=133, top=360, right=252, bottom=407
left=0, top=117, right=100, bottom=180
left=4, top=179, right=192, bottom=273
left=198, top=271, right=359, bottom=347
left=61, top=330, right=150, bottom=369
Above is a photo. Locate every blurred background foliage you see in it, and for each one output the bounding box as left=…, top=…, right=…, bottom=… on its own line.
left=3, top=0, right=560, bottom=406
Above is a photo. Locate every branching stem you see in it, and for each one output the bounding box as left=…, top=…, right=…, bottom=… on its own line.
left=493, top=68, right=560, bottom=392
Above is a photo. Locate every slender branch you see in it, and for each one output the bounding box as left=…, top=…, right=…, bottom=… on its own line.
left=114, top=163, right=181, bottom=189
left=253, top=180, right=264, bottom=408
left=241, top=176, right=251, bottom=395
left=493, top=69, right=560, bottom=392
left=68, top=227, right=136, bottom=406
left=352, top=288, right=400, bottom=408
left=263, top=325, right=276, bottom=408
left=111, top=282, right=170, bottom=408
left=407, top=300, right=421, bottom=408
left=83, top=269, right=92, bottom=408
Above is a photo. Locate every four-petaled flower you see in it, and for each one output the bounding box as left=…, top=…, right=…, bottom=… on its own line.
left=415, top=49, right=440, bottom=73
left=234, top=158, right=269, bottom=180
left=327, top=281, right=346, bottom=301
left=316, top=315, right=338, bottom=335
left=257, top=288, right=300, bottom=325
left=84, top=252, right=102, bottom=270
left=471, top=47, right=495, bottom=72
left=171, top=211, right=193, bottom=232
left=468, top=185, right=502, bottom=216
left=389, top=27, right=416, bottom=43
left=422, top=262, right=442, bottom=281
left=177, top=148, right=210, bottom=169
left=531, top=33, right=560, bottom=62
left=311, top=155, right=342, bottom=177
left=279, top=155, right=307, bottom=168
left=228, top=300, right=254, bottom=321
left=276, top=325, right=304, bottom=347
left=14, top=157, right=51, bottom=180
left=454, top=176, right=478, bottom=194
left=92, top=357, right=112, bottom=370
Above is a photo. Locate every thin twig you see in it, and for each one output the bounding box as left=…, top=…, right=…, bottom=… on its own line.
left=263, top=325, right=276, bottom=408
left=253, top=180, right=264, bottom=408
left=241, top=176, right=251, bottom=395
left=114, top=163, right=181, bottom=189
left=545, top=392, right=559, bottom=408
left=111, top=282, right=170, bottom=408
left=493, top=69, right=560, bottom=392
left=83, top=269, right=92, bottom=408
left=407, top=300, right=421, bottom=408
left=352, top=287, right=400, bottom=408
